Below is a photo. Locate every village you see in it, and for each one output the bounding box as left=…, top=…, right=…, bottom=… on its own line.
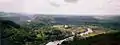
left=53, top=25, right=106, bottom=37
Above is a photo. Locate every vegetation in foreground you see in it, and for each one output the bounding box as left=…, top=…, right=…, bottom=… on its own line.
left=61, top=32, right=120, bottom=45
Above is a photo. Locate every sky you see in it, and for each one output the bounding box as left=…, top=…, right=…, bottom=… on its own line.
left=0, top=0, right=120, bottom=15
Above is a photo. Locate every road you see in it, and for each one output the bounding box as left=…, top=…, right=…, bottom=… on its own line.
left=46, top=28, right=93, bottom=45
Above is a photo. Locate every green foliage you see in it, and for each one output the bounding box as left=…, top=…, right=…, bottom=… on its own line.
left=5, top=27, right=30, bottom=44
left=2, top=16, right=120, bottom=45
left=36, top=31, right=45, bottom=41
left=2, top=20, right=62, bottom=45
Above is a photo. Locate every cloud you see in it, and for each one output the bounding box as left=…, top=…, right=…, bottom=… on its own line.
left=0, top=0, right=12, bottom=2
left=0, top=0, right=120, bottom=15
left=64, top=0, right=78, bottom=3
left=0, top=0, right=24, bottom=13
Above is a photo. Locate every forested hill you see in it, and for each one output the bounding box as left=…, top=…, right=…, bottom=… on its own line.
left=0, top=12, right=120, bottom=25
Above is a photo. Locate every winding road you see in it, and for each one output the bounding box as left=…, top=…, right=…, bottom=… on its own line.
left=46, top=28, right=93, bottom=45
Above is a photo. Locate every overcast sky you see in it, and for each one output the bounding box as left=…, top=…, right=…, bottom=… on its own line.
left=0, top=0, right=120, bottom=15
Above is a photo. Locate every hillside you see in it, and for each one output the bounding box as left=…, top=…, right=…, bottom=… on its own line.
left=1, top=12, right=120, bottom=45
left=61, top=32, right=120, bottom=45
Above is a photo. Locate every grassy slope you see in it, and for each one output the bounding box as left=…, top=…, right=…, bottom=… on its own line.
left=62, top=32, right=120, bottom=45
